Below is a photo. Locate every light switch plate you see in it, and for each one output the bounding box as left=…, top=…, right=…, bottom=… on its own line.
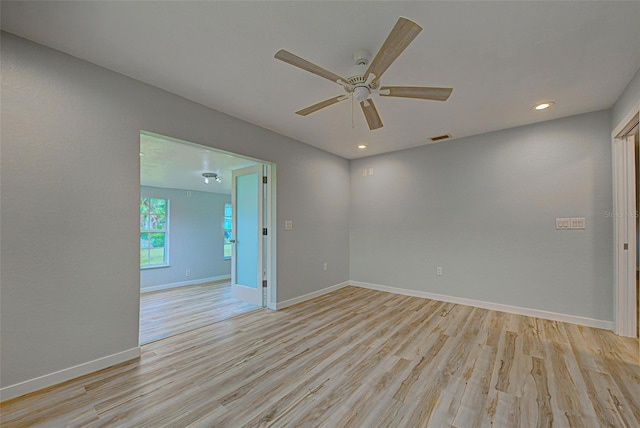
left=284, top=220, right=293, bottom=231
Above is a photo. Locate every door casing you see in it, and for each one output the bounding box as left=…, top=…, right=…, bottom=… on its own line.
left=612, top=106, right=640, bottom=338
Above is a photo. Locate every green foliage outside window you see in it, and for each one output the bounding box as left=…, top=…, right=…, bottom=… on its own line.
left=140, top=197, right=168, bottom=267
left=223, top=202, right=232, bottom=259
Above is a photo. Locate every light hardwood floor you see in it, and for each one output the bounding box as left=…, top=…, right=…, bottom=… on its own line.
left=139, top=281, right=260, bottom=344
left=2, top=286, right=639, bottom=427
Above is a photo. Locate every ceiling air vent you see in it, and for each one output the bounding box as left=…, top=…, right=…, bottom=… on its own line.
left=430, top=134, right=451, bottom=142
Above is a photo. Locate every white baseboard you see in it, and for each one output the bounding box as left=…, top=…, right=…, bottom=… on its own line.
left=0, top=347, right=140, bottom=402
left=275, top=281, right=350, bottom=310
left=350, top=281, right=614, bottom=331
left=141, top=275, right=231, bottom=294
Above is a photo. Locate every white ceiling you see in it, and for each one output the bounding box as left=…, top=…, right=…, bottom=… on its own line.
left=140, top=133, right=258, bottom=194
left=2, top=1, right=640, bottom=160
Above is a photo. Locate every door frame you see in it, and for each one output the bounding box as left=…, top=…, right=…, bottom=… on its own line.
left=265, top=164, right=277, bottom=310
left=612, top=104, right=640, bottom=337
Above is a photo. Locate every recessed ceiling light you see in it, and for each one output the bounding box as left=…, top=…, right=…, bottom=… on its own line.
left=533, top=101, right=554, bottom=111
left=357, top=144, right=367, bottom=149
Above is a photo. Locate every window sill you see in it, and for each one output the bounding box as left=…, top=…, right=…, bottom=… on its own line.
left=141, top=264, right=170, bottom=270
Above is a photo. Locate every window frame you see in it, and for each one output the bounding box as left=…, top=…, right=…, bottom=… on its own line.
left=140, top=197, right=169, bottom=269
left=223, top=202, right=232, bottom=260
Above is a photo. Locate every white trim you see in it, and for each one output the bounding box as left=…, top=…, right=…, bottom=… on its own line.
left=265, top=163, right=276, bottom=311
left=612, top=101, right=640, bottom=337
left=612, top=135, right=635, bottom=336
left=612, top=101, right=640, bottom=137
left=350, top=281, right=614, bottom=331
left=140, top=275, right=230, bottom=294
left=274, top=281, right=350, bottom=310
left=0, top=347, right=140, bottom=402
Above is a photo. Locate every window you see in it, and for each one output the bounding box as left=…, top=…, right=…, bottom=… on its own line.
left=223, top=202, right=232, bottom=259
left=140, top=197, right=168, bottom=268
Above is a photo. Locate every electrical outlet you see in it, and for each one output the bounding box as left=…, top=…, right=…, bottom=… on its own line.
left=571, top=217, right=586, bottom=229
left=437, top=266, right=443, bottom=276
left=323, top=262, right=328, bottom=271
left=556, top=217, right=585, bottom=230
left=185, top=269, right=191, bottom=277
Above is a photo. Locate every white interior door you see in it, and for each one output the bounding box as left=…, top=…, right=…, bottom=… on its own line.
left=231, top=165, right=263, bottom=307
left=613, top=105, right=640, bottom=343
left=614, top=133, right=637, bottom=338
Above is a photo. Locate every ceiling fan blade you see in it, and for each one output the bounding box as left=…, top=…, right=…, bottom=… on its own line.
left=360, top=99, right=383, bottom=130
left=379, top=86, right=453, bottom=101
left=275, top=49, right=348, bottom=85
left=295, top=95, right=348, bottom=116
left=364, top=17, right=422, bottom=84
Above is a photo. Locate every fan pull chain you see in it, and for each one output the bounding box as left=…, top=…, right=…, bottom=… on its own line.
left=351, top=95, right=354, bottom=129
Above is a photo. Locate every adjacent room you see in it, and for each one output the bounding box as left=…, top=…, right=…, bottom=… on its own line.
left=138, top=132, right=266, bottom=344
left=1, top=1, right=640, bottom=426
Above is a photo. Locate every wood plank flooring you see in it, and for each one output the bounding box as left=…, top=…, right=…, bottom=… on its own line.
left=2, top=286, right=639, bottom=427
left=139, top=281, right=261, bottom=344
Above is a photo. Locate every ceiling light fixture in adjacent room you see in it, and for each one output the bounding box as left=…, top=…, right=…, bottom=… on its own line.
left=202, top=172, right=222, bottom=184
left=532, top=101, right=554, bottom=111
left=357, top=144, right=368, bottom=149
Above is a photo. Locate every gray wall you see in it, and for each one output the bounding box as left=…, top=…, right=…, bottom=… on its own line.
left=350, top=110, right=613, bottom=322
left=611, top=66, right=640, bottom=131
left=1, top=32, right=350, bottom=389
left=140, top=186, right=230, bottom=290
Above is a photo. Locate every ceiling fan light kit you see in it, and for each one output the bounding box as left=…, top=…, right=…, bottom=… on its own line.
left=275, top=17, right=453, bottom=130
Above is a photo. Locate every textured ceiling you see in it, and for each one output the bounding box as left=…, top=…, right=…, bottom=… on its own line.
left=2, top=1, right=640, bottom=159
left=140, top=133, right=259, bottom=194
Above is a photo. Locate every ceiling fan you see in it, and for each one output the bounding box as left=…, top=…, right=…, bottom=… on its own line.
left=274, top=17, right=453, bottom=130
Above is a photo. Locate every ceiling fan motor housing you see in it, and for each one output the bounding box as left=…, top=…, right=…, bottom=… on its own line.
left=348, top=61, right=378, bottom=102
left=347, top=64, right=368, bottom=85
left=347, top=63, right=371, bottom=101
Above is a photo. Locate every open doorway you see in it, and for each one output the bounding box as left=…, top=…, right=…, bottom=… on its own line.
left=138, top=131, right=275, bottom=344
